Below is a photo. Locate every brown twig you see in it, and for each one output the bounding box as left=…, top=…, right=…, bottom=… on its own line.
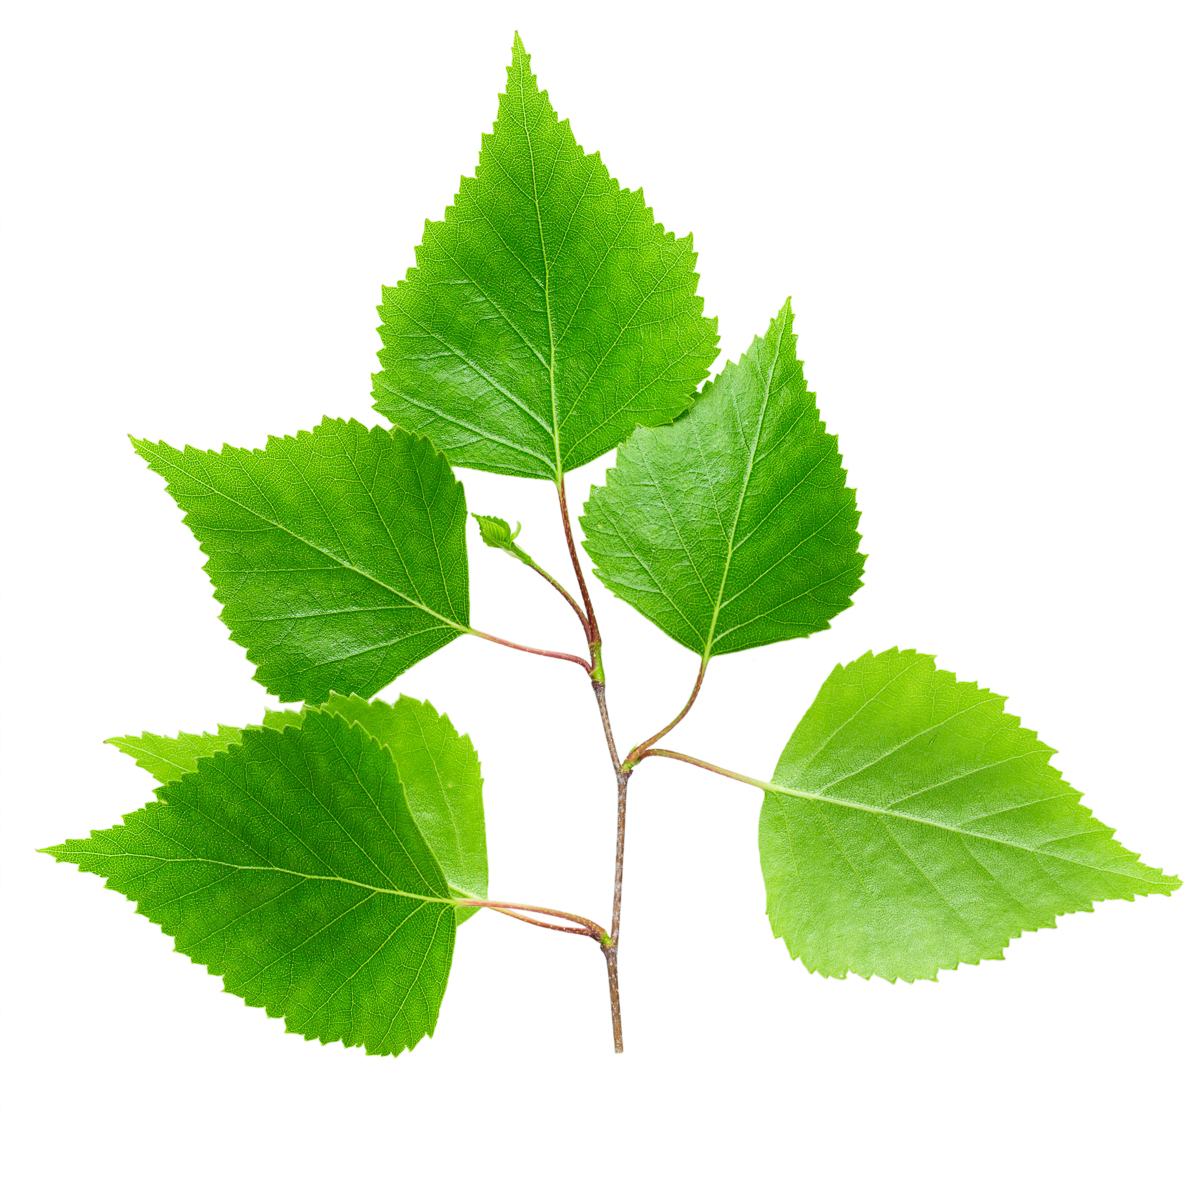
left=592, top=680, right=629, bottom=1053
left=553, top=474, right=629, bottom=1051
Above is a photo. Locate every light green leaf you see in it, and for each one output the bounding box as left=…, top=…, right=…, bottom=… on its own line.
left=44, top=709, right=458, bottom=1056
left=759, top=649, right=1181, bottom=982
left=320, top=693, right=487, bottom=924
left=472, top=513, right=533, bottom=566
left=581, top=302, right=864, bottom=661
left=107, top=710, right=302, bottom=786
left=133, top=417, right=470, bottom=704
left=372, top=33, right=719, bottom=480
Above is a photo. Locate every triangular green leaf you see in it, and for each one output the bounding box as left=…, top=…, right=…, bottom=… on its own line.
left=472, top=513, right=533, bottom=566
left=45, top=709, right=457, bottom=1055
left=133, top=417, right=470, bottom=703
left=107, top=710, right=303, bottom=786
left=372, top=34, right=719, bottom=480
left=581, top=302, right=864, bottom=660
left=759, top=649, right=1181, bottom=982
left=320, top=693, right=487, bottom=924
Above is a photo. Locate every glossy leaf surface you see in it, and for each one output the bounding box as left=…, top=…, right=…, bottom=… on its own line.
left=372, top=35, right=718, bottom=480
left=46, top=709, right=457, bottom=1055
left=581, top=302, right=863, bottom=660
left=759, top=649, right=1181, bottom=981
left=134, top=418, right=469, bottom=703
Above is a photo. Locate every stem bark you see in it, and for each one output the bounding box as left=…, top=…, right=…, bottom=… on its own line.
left=604, top=767, right=629, bottom=1052
left=553, top=475, right=628, bottom=1052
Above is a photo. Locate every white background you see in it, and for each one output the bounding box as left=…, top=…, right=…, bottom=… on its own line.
left=2, top=1, right=1196, bottom=1196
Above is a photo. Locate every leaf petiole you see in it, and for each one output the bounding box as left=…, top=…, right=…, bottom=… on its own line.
left=557, top=476, right=599, bottom=644
left=453, top=898, right=611, bottom=944
left=639, top=746, right=762, bottom=788
left=527, top=559, right=591, bottom=636
left=466, top=627, right=592, bottom=672
left=624, top=661, right=708, bottom=768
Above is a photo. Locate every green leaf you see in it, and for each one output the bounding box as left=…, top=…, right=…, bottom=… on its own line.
left=103, top=697, right=487, bottom=925
left=580, top=301, right=864, bottom=661
left=320, top=693, right=487, bottom=924
left=472, top=513, right=533, bottom=566
left=372, top=33, right=719, bottom=481
left=45, top=709, right=458, bottom=1055
left=133, top=417, right=470, bottom=703
left=759, top=649, right=1181, bottom=982
left=107, top=710, right=303, bottom=786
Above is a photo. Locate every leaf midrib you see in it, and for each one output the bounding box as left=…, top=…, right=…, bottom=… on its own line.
left=68, top=851, right=456, bottom=905
left=110, top=740, right=198, bottom=780
left=764, top=780, right=1150, bottom=881
left=517, top=61, right=563, bottom=481
left=701, top=321, right=786, bottom=662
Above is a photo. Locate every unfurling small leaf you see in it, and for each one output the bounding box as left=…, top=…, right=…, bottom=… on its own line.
left=133, top=417, right=470, bottom=704
left=581, top=301, right=864, bottom=662
left=46, top=709, right=459, bottom=1055
left=372, top=34, right=719, bottom=480
left=472, top=513, right=534, bottom=566
left=759, top=649, right=1181, bottom=982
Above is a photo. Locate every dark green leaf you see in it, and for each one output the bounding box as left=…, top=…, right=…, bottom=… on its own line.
left=133, top=417, right=470, bottom=703
left=45, top=709, right=458, bottom=1055
left=372, top=34, right=719, bottom=480
left=759, top=649, right=1181, bottom=981
left=105, top=697, right=486, bottom=923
